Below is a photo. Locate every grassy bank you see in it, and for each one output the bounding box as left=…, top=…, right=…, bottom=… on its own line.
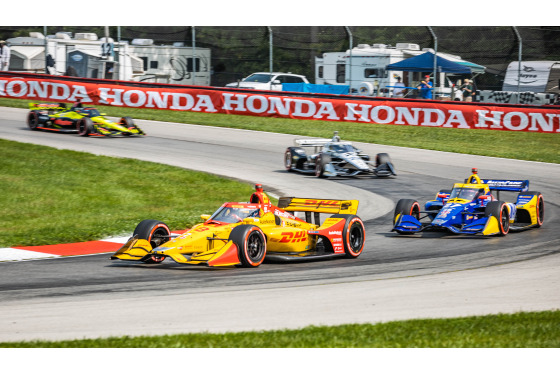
left=0, top=138, right=254, bottom=247
left=1, top=98, right=558, bottom=164
left=1, top=310, right=558, bottom=347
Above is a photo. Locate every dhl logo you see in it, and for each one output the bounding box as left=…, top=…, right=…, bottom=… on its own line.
left=303, top=199, right=339, bottom=207
left=279, top=231, right=308, bottom=243
left=192, top=226, right=210, bottom=233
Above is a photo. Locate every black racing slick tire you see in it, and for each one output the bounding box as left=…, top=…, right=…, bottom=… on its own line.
left=120, top=116, right=141, bottom=135
left=133, top=219, right=171, bottom=263
left=284, top=147, right=305, bottom=171
left=374, top=153, right=396, bottom=177
left=393, top=199, right=420, bottom=226
left=229, top=225, right=267, bottom=267
left=375, top=152, right=391, bottom=167
left=484, top=201, right=510, bottom=236
left=120, top=116, right=135, bottom=128
left=284, top=148, right=294, bottom=171
left=315, top=154, right=331, bottom=178
left=525, top=191, right=544, bottom=228
left=77, top=117, right=95, bottom=136
left=332, top=214, right=365, bottom=258
left=27, top=111, right=40, bottom=130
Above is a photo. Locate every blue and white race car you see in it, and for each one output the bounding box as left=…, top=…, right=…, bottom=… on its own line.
left=392, top=168, right=544, bottom=236
left=284, top=132, right=396, bottom=178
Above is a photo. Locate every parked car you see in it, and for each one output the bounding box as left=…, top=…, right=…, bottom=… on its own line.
left=226, top=72, right=309, bottom=91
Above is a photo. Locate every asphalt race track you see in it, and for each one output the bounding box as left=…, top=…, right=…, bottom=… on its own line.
left=0, top=106, right=559, bottom=342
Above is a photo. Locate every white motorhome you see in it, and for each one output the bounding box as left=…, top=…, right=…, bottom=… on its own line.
left=128, top=40, right=211, bottom=86
left=7, top=32, right=211, bottom=86
left=315, top=43, right=482, bottom=100
left=8, top=32, right=143, bottom=81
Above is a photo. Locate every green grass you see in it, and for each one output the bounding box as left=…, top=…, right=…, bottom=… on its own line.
left=0, top=138, right=254, bottom=247
left=2, top=98, right=558, bottom=164
left=1, top=310, right=558, bottom=347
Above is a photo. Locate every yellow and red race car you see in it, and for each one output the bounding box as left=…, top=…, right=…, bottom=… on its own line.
left=27, top=102, right=145, bottom=137
left=111, top=184, right=365, bottom=267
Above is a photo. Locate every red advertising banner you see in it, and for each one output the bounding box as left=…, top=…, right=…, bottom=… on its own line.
left=1, top=75, right=559, bottom=133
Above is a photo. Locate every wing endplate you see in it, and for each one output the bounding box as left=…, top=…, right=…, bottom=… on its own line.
left=110, top=236, right=152, bottom=261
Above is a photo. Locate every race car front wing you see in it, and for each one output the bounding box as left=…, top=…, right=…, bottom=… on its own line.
left=392, top=214, right=504, bottom=236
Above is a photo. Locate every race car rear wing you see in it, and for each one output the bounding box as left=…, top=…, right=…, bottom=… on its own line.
left=293, top=139, right=332, bottom=149
left=480, top=179, right=529, bottom=192
left=278, top=197, right=359, bottom=215
left=29, top=102, right=67, bottom=111
left=294, top=139, right=355, bottom=147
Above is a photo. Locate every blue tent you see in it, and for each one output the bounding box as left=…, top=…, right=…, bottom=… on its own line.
left=386, top=52, right=485, bottom=74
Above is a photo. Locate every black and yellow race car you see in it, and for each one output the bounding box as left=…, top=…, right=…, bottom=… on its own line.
left=27, top=102, right=145, bottom=137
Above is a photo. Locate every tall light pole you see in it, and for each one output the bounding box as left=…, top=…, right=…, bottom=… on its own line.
left=512, top=26, right=522, bottom=104
left=344, top=26, right=353, bottom=93
left=267, top=27, right=273, bottom=75
left=427, top=26, right=437, bottom=97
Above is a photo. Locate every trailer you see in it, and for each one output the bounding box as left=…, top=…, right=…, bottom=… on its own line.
left=476, top=61, right=560, bottom=105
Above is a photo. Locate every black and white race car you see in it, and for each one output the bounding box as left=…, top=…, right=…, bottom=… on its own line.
left=284, top=132, right=396, bottom=178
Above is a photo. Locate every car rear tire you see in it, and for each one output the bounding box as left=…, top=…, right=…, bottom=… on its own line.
left=133, top=219, right=171, bottom=263
left=315, top=154, right=331, bottom=178
left=284, top=148, right=294, bottom=171
left=332, top=214, right=365, bottom=258
left=484, top=201, right=510, bottom=236
left=229, top=225, right=266, bottom=267
left=77, top=117, right=94, bottom=136
left=393, top=199, right=420, bottom=226
left=526, top=191, right=544, bottom=227
left=284, top=147, right=305, bottom=171
left=27, top=111, right=40, bottom=130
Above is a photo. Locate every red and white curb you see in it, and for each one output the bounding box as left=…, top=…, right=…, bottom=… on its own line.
left=1, top=230, right=189, bottom=262
left=0, top=236, right=131, bottom=262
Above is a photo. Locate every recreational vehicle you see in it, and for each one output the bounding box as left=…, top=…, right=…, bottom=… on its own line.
left=315, top=43, right=485, bottom=100
left=6, top=32, right=211, bottom=86
left=128, top=40, right=211, bottom=86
